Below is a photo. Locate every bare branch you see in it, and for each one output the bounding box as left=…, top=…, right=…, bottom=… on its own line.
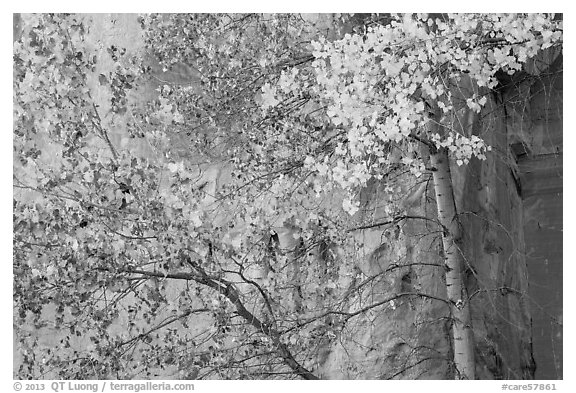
left=118, top=308, right=210, bottom=348
left=347, top=215, right=442, bottom=232
left=96, top=265, right=319, bottom=380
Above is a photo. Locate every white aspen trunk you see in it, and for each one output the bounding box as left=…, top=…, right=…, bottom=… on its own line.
left=429, top=145, right=476, bottom=380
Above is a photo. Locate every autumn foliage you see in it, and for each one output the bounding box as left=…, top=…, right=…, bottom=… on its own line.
left=13, top=13, right=562, bottom=379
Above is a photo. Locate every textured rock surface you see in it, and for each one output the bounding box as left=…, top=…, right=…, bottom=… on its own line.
left=320, top=88, right=542, bottom=379
left=515, top=55, right=563, bottom=379
left=320, top=178, right=453, bottom=379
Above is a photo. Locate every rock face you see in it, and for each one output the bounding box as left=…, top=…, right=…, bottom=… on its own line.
left=319, top=182, right=454, bottom=379
left=13, top=14, right=562, bottom=379
left=320, top=60, right=563, bottom=379
left=515, top=54, right=563, bottom=379
left=319, top=103, right=529, bottom=379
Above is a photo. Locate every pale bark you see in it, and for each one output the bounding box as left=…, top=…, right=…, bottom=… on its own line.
left=429, top=145, right=476, bottom=379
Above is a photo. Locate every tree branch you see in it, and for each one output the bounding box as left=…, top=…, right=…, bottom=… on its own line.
left=347, top=215, right=441, bottom=232
left=97, top=265, right=319, bottom=380
left=283, top=291, right=449, bottom=334
left=118, top=308, right=210, bottom=348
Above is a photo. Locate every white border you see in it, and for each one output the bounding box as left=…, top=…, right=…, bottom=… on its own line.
left=3, top=5, right=572, bottom=390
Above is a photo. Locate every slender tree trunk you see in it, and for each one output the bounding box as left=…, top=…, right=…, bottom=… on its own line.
left=429, top=145, right=476, bottom=380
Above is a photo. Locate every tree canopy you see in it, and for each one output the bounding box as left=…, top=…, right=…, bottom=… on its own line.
left=13, top=13, right=562, bottom=379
